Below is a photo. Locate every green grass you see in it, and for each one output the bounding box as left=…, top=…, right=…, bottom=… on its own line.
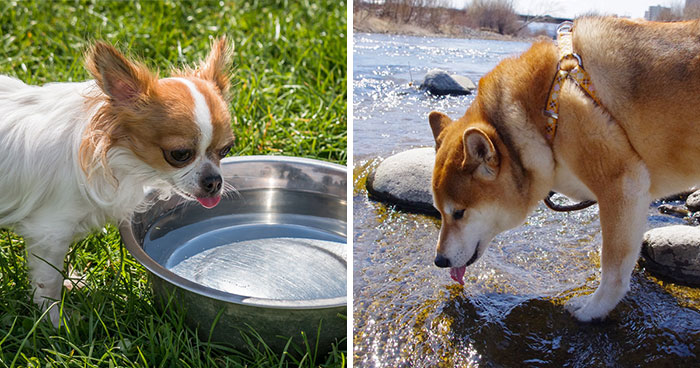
left=0, top=0, right=346, bottom=367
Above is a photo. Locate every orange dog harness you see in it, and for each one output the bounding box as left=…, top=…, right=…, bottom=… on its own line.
left=544, top=21, right=603, bottom=141
left=542, top=21, right=600, bottom=211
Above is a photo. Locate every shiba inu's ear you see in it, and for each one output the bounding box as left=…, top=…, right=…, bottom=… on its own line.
left=463, top=127, right=499, bottom=180
left=429, top=111, right=452, bottom=146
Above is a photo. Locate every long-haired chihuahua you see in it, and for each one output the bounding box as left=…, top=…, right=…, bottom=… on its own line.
left=0, top=37, right=235, bottom=327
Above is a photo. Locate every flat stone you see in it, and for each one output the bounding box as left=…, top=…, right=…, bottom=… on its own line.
left=657, top=204, right=690, bottom=218
left=366, top=148, right=438, bottom=216
left=686, top=189, right=700, bottom=212
left=419, top=69, right=476, bottom=96
left=641, top=225, right=700, bottom=285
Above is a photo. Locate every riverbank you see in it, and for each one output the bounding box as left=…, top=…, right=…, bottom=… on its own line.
left=353, top=11, right=529, bottom=41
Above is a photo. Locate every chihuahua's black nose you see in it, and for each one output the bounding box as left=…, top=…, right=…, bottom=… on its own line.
left=434, top=254, right=451, bottom=268
left=200, top=174, right=222, bottom=195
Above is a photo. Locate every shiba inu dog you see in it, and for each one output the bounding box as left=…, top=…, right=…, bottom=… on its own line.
left=429, top=16, right=700, bottom=321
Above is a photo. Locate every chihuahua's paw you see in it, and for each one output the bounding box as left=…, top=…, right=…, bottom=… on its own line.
left=565, top=295, right=609, bottom=323
left=47, top=306, right=61, bottom=328
left=34, top=296, right=62, bottom=328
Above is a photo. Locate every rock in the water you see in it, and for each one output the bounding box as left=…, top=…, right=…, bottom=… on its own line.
left=686, top=189, right=700, bottom=212
left=419, top=69, right=476, bottom=96
left=366, top=147, right=438, bottom=215
left=641, top=225, right=700, bottom=285
left=657, top=204, right=690, bottom=218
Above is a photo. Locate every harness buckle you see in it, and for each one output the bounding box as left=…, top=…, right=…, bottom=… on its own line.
left=543, top=110, right=558, bottom=119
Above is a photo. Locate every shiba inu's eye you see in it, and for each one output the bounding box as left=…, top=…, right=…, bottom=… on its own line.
left=453, top=209, right=465, bottom=220
left=163, top=148, right=195, bottom=167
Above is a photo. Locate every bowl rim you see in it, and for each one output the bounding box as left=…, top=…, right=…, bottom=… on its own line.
left=119, top=155, right=347, bottom=310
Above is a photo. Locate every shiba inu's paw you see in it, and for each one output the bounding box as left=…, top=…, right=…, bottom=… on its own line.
left=565, top=295, right=609, bottom=323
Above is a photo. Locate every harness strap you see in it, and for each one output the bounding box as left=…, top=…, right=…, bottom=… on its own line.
left=543, top=21, right=603, bottom=142
left=543, top=21, right=600, bottom=212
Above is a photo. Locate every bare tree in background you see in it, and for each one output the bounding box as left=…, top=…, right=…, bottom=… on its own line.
left=356, top=0, right=453, bottom=28
left=656, top=1, right=684, bottom=21
left=685, top=0, right=700, bottom=19
left=354, top=0, right=558, bottom=36
left=464, top=0, right=518, bottom=35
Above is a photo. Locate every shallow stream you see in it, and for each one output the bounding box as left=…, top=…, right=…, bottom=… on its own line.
left=353, top=33, right=700, bottom=367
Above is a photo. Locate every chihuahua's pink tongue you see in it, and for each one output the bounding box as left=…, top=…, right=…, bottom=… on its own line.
left=450, top=266, right=466, bottom=285
left=196, top=196, right=221, bottom=209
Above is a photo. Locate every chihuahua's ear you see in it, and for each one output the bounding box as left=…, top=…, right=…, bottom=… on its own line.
left=85, top=41, right=155, bottom=105
left=429, top=111, right=452, bottom=148
left=196, top=36, right=233, bottom=99
left=462, top=127, right=499, bottom=181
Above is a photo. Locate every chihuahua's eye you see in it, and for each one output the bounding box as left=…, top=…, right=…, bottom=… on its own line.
left=170, top=149, right=193, bottom=162
left=163, top=148, right=194, bottom=167
left=453, top=209, right=465, bottom=220
left=218, top=144, right=233, bottom=158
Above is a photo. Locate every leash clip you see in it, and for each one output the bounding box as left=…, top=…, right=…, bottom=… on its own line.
left=557, top=21, right=574, bottom=34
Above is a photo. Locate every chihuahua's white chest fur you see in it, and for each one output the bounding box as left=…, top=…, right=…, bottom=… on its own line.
left=0, top=38, right=235, bottom=327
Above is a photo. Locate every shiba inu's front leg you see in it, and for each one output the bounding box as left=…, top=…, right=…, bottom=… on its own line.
left=567, top=164, right=651, bottom=322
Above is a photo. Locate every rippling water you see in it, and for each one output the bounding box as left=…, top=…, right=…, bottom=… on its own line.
left=353, top=33, right=700, bottom=366
left=353, top=33, right=530, bottom=159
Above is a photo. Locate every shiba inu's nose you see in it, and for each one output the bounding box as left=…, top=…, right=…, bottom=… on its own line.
left=434, top=254, right=451, bottom=268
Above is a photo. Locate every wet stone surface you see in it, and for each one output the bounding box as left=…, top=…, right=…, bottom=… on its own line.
left=685, top=189, right=700, bottom=212
left=642, top=225, right=700, bottom=285
left=420, top=69, right=476, bottom=96
left=366, top=147, right=437, bottom=216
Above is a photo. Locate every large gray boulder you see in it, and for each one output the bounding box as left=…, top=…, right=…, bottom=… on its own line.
left=366, top=148, right=438, bottom=216
left=641, top=225, right=700, bottom=285
left=420, top=69, right=476, bottom=96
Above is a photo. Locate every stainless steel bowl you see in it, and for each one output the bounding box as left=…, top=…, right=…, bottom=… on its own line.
left=119, top=156, right=347, bottom=353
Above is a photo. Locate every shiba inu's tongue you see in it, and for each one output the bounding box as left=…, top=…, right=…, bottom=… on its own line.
left=196, top=196, right=221, bottom=209
left=450, top=266, right=466, bottom=285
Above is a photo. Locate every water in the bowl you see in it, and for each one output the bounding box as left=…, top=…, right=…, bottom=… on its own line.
left=167, top=223, right=344, bottom=300
left=142, top=189, right=346, bottom=301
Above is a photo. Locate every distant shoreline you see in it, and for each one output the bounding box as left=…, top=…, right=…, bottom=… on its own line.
left=353, top=13, right=535, bottom=42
